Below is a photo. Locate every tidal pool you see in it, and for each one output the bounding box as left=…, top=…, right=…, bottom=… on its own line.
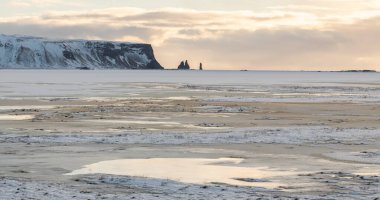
left=67, top=158, right=295, bottom=188
left=0, top=114, right=34, bottom=120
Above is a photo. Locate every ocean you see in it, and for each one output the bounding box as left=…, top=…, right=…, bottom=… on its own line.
left=0, top=70, right=379, bottom=101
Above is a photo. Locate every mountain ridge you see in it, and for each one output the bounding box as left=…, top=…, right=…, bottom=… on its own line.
left=0, top=34, right=163, bottom=69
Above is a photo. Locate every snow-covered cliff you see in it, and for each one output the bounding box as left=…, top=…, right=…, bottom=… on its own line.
left=0, top=34, right=163, bottom=69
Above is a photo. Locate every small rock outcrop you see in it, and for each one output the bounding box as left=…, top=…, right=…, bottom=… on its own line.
left=178, top=60, right=190, bottom=70
left=199, top=63, right=203, bottom=70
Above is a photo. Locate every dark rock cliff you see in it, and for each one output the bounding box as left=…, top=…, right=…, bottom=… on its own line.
left=178, top=60, right=190, bottom=70
left=0, top=34, right=163, bottom=69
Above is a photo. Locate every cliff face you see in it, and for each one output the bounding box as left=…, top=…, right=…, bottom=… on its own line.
left=0, top=34, right=163, bottom=69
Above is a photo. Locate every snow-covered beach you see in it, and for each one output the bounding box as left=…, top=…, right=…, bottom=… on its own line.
left=0, top=70, right=379, bottom=199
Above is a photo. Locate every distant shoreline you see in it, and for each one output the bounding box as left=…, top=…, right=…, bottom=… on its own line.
left=317, top=70, right=377, bottom=73
left=0, top=68, right=378, bottom=73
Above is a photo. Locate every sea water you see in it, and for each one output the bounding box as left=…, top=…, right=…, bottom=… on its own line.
left=0, top=70, right=379, bottom=101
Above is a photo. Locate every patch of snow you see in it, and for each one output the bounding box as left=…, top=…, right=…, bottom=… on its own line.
left=325, top=150, right=380, bottom=164
left=1, top=172, right=379, bottom=200
left=1, top=127, right=379, bottom=145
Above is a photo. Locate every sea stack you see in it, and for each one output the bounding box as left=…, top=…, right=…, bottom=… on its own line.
left=178, top=60, right=190, bottom=70
left=199, top=63, right=203, bottom=70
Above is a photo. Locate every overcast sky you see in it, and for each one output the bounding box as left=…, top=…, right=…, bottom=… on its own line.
left=1, top=0, right=380, bottom=70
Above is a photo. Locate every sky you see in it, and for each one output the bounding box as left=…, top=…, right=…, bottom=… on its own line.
left=1, top=0, right=380, bottom=70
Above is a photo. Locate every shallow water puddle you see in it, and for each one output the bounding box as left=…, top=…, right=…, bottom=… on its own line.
left=164, top=96, right=193, bottom=100
left=67, top=158, right=295, bottom=188
left=0, top=114, right=34, bottom=120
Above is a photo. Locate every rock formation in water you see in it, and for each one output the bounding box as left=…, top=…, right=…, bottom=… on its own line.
left=199, top=63, right=203, bottom=70
left=178, top=60, right=190, bottom=70
left=0, top=34, right=163, bottom=69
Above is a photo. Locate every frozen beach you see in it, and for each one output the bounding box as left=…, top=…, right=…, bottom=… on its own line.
left=0, top=70, right=379, bottom=199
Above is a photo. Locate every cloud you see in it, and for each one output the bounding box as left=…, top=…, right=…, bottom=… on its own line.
left=158, top=17, right=380, bottom=70
left=0, top=22, right=158, bottom=42
left=9, top=0, right=64, bottom=7
left=0, top=6, right=380, bottom=70
left=0, top=8, right=311, bottom=46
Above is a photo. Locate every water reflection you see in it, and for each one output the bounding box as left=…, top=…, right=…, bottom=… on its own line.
left=0, top=114, right=34, bottom=120
left=67, top=158, right=295, bottom=188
